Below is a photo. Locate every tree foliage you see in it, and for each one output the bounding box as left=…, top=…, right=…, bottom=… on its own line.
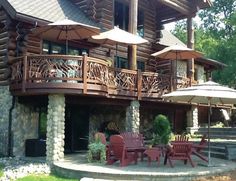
left=172, top=0, right=236, bottom=87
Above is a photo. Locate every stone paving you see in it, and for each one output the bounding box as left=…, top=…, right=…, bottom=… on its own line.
left=54, top=153, right=236, bottom=181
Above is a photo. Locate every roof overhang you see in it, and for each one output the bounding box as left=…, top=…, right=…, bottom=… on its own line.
left=195, top=57, right=227, bottom=71
left=1, top=0, right=49, bottom=26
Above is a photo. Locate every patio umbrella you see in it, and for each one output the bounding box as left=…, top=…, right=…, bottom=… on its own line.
left=33, top=19, right=100, bottom=54
left=91, top=26, right=148, bottom=45
left=151, top=44, right=203, bottom=60
left=91, top=26, right=148, bottom=58
left=162, top=81, right=236, bottom=166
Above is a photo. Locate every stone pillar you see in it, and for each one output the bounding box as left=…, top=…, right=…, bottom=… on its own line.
left=186, top=106, right=199, bottom=134
left=125, top=100, right=140, bottom=132
left=0, top=86, right=12, bottom=156
left=46, top=94, right=65, bottom=164
left=12, top=100, right=38, bottom=157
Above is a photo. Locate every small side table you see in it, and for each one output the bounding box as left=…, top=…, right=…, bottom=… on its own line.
left=144, top=148, right=161, bottom=166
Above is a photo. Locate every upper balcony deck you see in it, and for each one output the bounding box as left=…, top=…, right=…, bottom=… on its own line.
left=9, top=54, right=192, bottom=100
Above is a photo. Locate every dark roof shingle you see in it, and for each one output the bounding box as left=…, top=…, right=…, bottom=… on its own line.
left=3, top=0, right=99, bottom=28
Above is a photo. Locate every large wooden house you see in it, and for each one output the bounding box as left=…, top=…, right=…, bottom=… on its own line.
left=0, top=0, right=224, bottom=163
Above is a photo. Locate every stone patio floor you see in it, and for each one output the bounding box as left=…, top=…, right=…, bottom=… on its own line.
left=53, top=153, right=236, bottom=181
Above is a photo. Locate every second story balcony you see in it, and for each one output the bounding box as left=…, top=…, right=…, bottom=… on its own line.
left=9, top=55, right=193, bottom=100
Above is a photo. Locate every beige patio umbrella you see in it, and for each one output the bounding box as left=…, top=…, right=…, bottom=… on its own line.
left=151, top=44, right=203, bottom=59
left=91, top=26, right=148, bottom=45
left=91, top=27, right=148, bottom=59
left=162, top=81, right=236, bottom=166
left=33, top=19, right=100, bottom=54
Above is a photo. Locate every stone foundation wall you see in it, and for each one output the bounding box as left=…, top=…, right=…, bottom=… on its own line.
left=46, top=94, right=65, bottom=163
left=0, top=86, right=12, bottom=156
left=186, top=106, right=199, bottom=134
left=12, top=100, right=39, bottom=157
left=89, top=105, right=126, bottom=141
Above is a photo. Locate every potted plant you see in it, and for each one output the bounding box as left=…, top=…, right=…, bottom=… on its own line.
left=87, top=137, right=106, bottom=163
left=151, top=114, right=172, bottom=146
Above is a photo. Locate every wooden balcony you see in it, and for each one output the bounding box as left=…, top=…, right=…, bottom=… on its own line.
left=9, top=55, right=191, bottom=100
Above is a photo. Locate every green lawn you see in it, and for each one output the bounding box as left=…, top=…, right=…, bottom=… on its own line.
left=16, top=174, right=78, bottom=181
left=0, top=163, right=4, bottom=177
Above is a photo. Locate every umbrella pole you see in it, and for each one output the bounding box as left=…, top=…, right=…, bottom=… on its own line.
left=66, top=26, right=68, bottom=55
left=207, top=98, right=212, bottom=166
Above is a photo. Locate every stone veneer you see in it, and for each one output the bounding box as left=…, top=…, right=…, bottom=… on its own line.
left=186, top=106, right=199, bottom=134
left=46, top=94, right=65, bottom=164
left=125, top=101, right=140, bottom=132
left=0, top=86, right=12, bottom=156
left=12, top=100, right=39, bottom=157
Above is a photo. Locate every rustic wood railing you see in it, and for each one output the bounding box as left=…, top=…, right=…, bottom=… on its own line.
left=9, top=55, right=191, bottom=99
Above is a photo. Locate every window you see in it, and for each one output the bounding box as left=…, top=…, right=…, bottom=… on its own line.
left=114, top=1, right=144, bottom=37
left=42, top=41, right=88, bottom=55
left=38, top=107, right=47, bottom=139
left=115, top=56, right=145, bottom=71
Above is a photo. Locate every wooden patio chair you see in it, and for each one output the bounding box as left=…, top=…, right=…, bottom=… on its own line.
left=120, top=132, right=146, bottom=161
left=165, top=142, right=195, bottom=168
left=192, top=134, right=208, bottom=162
left=175, top=134, right=189, bottom=142
left=107, top=135, right=137, bottom=167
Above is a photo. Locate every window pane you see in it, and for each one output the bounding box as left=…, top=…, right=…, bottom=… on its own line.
left=51, top=44, right=65, bottom=54
left=68, top=48, right=80, bottom=55
left=137, top=10, right=144, bottom=37
left=114, top=1, right=124, bottom=28
left=115, top=56, right=128, bottom=69
left=137, top=61, right=145, bottom=72
left=42, top=42, right=49, bottom=54
left=39, top=107, right=47, bottom=139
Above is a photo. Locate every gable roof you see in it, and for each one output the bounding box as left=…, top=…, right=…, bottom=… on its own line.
left=159, top=30, right=186, bottom=47
left=1, top=0, right=99, bottom=27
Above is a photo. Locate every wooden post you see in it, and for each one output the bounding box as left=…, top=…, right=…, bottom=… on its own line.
left=82, top=54, right=88, bottom=94
left=22, top=56, right=27, bottom=92
left=187, top=17, right=194, bottom=86
left=128, top=0, right=138, bottom=70
left=137, top=69, right=142, bottom=100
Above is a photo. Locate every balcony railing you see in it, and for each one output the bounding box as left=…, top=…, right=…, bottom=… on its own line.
left=10, top=55, right=191, bottom=99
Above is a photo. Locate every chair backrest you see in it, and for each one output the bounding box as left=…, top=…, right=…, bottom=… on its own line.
left=120, top=132, right=144, bottom=148
left=109, top=135, right=125, bottom=160
left=196, top=134, right=207, bottom=152
left=175, top=134, right=189, bottom=142
left=171, top=142, right=192, bottom=155
left=95, top=132, right=106, bottom=145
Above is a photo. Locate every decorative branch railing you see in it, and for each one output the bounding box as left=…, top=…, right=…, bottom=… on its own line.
left=10, top=54, right=191, bottom=99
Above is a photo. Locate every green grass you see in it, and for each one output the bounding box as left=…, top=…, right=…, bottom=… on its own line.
left=0, top=163, right=4, bottom=177
left=16, top=174, right=78, bottom=181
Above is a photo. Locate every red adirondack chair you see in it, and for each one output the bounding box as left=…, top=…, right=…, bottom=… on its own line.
left=120, top=132, right=146, bottom=161
left=107, top=135, right=137, bottom=167
left=165, top=142, right=195, bottom=168
left=192, top=134, right=208, bottom=162
left=175, top=134, right=189, bottom=142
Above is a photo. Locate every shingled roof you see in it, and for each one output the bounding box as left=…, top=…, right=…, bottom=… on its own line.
left=1, top=0, right=99, bottom=27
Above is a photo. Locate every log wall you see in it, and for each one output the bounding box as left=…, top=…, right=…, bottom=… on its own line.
left=71, top=0, right=162, bottom=71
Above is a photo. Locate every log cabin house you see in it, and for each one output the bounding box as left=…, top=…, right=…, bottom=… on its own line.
left=0, top=0, right=225, bottom=163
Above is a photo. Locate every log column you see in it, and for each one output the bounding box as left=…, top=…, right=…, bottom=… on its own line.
left=128, top=0, right=138, bottom=70
left=187, top=17, right=195, bottom=84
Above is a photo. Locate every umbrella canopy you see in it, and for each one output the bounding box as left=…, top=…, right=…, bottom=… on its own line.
left=151, top=44, right=203, bottom=60
left=33, top=19, right=100, bottom=54
left=91, top=26, right=148, bottom=45
left=162, top=81, right=236, bottom=105
left=162, top=81, right=236, bottom=166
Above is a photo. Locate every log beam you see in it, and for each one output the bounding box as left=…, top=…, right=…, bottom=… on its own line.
left=128, top=0, right=138, bottom=70
left=157, top=0, right=191, bottom=15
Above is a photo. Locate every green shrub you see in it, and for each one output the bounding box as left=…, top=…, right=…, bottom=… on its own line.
left=87, top=138, right=106, bottom=163
left=152, top=114, right=171, bottom=145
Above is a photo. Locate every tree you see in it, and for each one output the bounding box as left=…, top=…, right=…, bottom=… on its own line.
left=172, top=0, right=236, bottom=87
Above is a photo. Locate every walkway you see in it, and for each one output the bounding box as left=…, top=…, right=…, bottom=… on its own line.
left=53, top=153, right=236, bottom=181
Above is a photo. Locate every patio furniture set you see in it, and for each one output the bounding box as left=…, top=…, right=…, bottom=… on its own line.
left=95, top=132, right=208, bottom=167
